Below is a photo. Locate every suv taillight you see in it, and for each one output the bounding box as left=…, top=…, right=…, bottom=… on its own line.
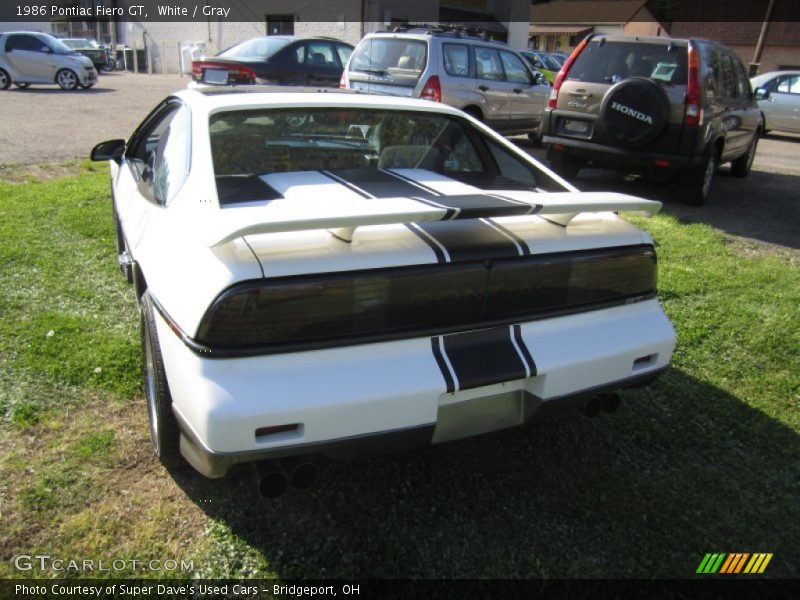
left=420, top=75, right=442, bottom=102
left=549, top=36, right=590, bottom=109
left=684, top=43, right=701, bottom=126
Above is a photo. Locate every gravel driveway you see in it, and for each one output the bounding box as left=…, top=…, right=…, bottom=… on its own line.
left=1, top=72, right=797, bottom=256
left=0, top=72, right=186, bottom=166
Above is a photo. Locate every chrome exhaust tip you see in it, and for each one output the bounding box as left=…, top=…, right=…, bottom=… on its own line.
left=600, top=392, right=621, bottom=414
left=253, top=460, right=288, bottom=499
left=280, top=457, right=318, bottom=491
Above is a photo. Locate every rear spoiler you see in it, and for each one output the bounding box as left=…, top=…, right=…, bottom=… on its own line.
left=202, top=192, right=661, bottom=247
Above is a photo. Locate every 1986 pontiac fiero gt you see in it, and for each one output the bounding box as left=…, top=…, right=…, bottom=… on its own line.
left=92, top=87, right=675, bottom=488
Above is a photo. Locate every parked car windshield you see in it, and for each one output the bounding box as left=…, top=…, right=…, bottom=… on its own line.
left=349, top=38, right=427, bottom=78
left=209, top=107, right=564, bottom=191
left=218, top=37, right=292, bottom=60
left=567, top=41, right=688, bottom=85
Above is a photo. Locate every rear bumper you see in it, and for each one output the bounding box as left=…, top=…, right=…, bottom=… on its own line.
left=544, top=135, right=700, bottom=171
left=155, top=298, right=675, bottom=478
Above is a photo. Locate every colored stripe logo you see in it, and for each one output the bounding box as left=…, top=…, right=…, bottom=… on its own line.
left=697, top=553, right=773, bottom=574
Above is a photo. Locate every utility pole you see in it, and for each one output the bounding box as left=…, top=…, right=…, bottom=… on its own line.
left=750, top=0, right=776, bottom=76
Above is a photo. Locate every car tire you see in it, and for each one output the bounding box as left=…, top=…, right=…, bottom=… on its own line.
left=527, top=120, right=545, bottom=147
left=140, top=292, right=183, bottom=469
left=56, top=69, right=79, bottom=90
left=0, top=68, right=10, bottom=90
left=598, top=78, right=670, bottom=148
left=463, top=106, right=483, bottom=122
left=547, top=148, right=581, bottom=180
left=730, top=128, right=759, bottom=178
left=687, top=146, right=720, bottom=206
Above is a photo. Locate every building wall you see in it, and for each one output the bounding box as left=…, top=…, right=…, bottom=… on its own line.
left=119, top=18, right=363, bottom=75
left=728, top=44, right=800, bottom=74
left=623, top=21, right=664, bottom=37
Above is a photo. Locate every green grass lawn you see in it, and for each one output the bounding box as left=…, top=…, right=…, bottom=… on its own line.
left=0, top=163, right=798, bottom=579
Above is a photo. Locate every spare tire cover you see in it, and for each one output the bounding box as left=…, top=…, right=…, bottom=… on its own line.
left=599, top=77, right=670, bottom=148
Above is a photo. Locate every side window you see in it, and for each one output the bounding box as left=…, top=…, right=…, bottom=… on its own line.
left=776, top=75, right=800, bottom=94
left=474, top=47, right=504, bottom=81
left=500, top=51, right=532, bottom=84
left=306, top=42, right=336, bottom=67
left=719, top=54, right=737, bottom=100
left=7, top=34, right=39, bottom=52
left=485, top=139, right=537, bottom=188
left=443, top=43, right=469, bottom=77
left=127, top=103, right=191, bottom=205
left=701, top=47, right=720, bottom=96
left=335, top=44, right=353, bottom=67
left=732, top=59, right=750, bottom=99
left=293, top=44, right=305, bottom=66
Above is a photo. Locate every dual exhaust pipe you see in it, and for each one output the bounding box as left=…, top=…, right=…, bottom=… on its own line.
left=582, top=392, right=621, bottom=417
left=252, top=457, right=317, bottom=499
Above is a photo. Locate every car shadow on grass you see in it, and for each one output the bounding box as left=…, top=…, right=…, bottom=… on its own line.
left=173, top=368, right=800, bottom=578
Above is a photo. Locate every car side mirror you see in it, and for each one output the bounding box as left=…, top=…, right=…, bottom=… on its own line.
left=755, top=87, right=770, bottom=100
left=91, top=139, right=125, bottom=162
left=533, top=72, right=547, bottom=86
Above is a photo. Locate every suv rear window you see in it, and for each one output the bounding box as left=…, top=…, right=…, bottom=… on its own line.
left=349, top=38, right=427, bottom=80
left=567, top=41, right=688, bottom=85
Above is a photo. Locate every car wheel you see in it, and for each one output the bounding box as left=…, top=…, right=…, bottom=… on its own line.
left=0, top=69, right=10, bottom=90
left=140, top=292, right=182, bottom=469
left=730, top=128, right=759, bottom=177
left=687, top=146, right=719, bottom=206
left=105, top=58, right=117, bottom=71
left=56, top=69, right=79, bottom=90
left=527, top=120, right=545, bottom=148
left=463, top=106, right=483, bottom=122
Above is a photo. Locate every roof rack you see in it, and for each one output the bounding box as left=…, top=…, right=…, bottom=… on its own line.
left=374, top=23, right=498, bottom=42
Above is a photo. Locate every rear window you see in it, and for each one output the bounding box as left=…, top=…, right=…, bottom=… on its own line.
left=349, top=38, right=427, bottom=79
left=208, top=108, right=565, bottom=193
left=567, top=41, right=688, bottom=85
left=218, top=37, right=292, bottom=61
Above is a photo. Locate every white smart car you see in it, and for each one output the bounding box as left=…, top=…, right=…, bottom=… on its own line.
left=92, top=87, right=675, bottom=497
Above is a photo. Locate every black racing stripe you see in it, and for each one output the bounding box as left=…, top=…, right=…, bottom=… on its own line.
left=330, top=168, right=439, bottom=199
left=435, top=194, right=533, bottom=218
left=320, top=170, right=372, bottom=198
left=430, top=337, right=455, bottom=393
left=414, top=220, right=521, bottom=262
left=215, top=175, right=283, bottom=206
left=384, top=169, right=443, bottom=195
left=405, top=224, right=447, bottom=263
left=441, top=326, right=528, bottom=391
left=513, top=324, right=537, bottom=376
left=485, top=219, right=531, bottom=255
left=409, top=196, right=458, bottom=220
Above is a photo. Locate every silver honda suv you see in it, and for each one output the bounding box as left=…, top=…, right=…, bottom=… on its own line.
left=342, top=28, right=551, bottom=142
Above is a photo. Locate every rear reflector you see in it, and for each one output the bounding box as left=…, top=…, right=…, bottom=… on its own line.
left=195, top=246, right=657, bottom=351
left=255, top=424, right=300, bottom=438
left=654, top=159, right=671, bottom=168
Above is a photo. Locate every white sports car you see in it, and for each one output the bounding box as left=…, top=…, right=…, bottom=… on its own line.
left=92, top=87, right=675, bottom=497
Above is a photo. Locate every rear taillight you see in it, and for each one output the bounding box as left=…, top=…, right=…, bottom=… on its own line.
left=420, top=75, right=442, bottom=102
left=549, top=36, right=590, bottom=109
left=191, top=60, right=202, bottom=78
left=339, top=70, right=346, bottom=88
left=237, top=65, right=256, bottom=83
left=194, top=246, right=656, bottom=351
left=684, top=43, right=701, bottom=126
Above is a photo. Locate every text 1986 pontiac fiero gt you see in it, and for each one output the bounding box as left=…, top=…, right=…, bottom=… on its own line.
left=92, top=87, right=675, bottom=495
